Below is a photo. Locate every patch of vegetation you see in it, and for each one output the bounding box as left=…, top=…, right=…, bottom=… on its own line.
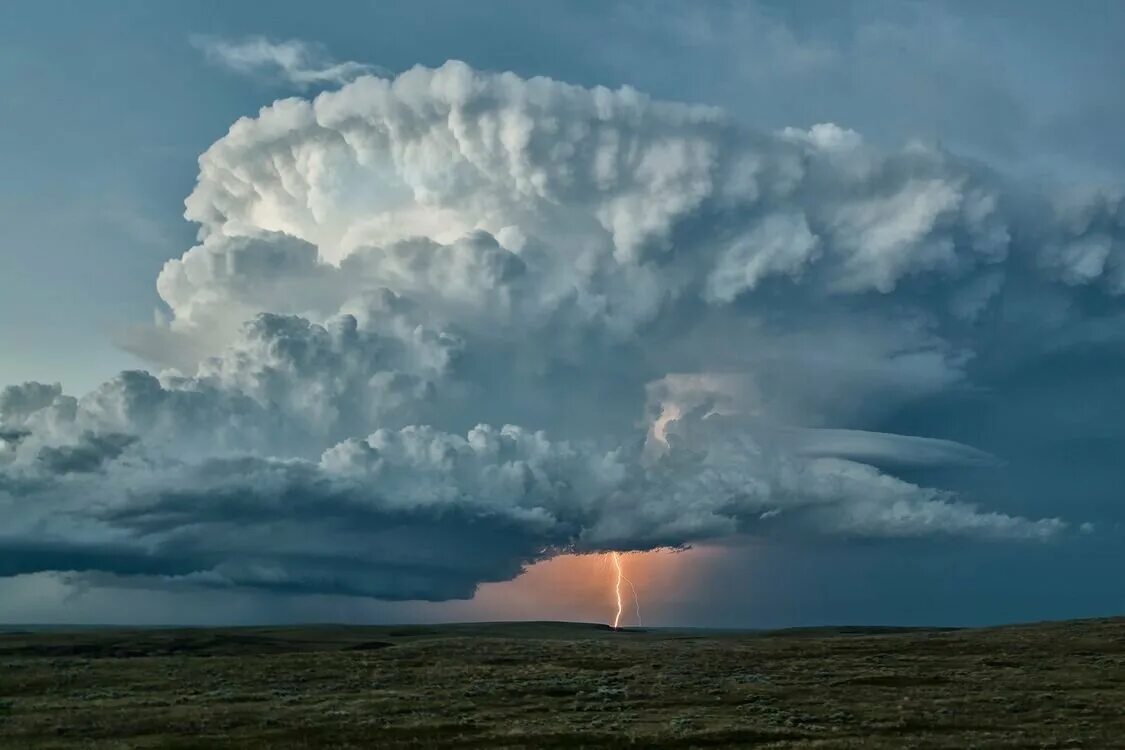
left=0, top=618, right=1123, bottom=747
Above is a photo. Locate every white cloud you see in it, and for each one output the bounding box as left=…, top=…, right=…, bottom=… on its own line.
left=192, top=35, right=388, bottom=89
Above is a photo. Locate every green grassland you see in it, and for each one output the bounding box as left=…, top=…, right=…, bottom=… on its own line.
left=1, top=617, right=1123, bottom=748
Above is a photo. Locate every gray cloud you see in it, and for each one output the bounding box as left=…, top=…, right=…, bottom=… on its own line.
left=0, top=382, right=65, bottom=425
left=0, top=416, right=1061, bottom=601
left=36, top=432, right=137, bottom=474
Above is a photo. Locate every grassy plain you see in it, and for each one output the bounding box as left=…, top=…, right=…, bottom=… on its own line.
left=1, top=617, right=1123, bottom=748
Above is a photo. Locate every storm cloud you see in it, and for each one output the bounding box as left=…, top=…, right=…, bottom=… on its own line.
left=3, top=61, right=1118, bottom=601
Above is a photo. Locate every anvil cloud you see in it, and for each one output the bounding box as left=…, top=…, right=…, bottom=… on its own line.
left=3, top=61, right=1119, bottom=601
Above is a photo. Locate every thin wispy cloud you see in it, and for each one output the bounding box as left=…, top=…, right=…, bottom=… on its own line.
left=191, top=35, right=387, bottom=89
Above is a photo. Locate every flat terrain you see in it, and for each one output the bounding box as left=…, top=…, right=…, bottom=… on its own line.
left=1, top=618, right=1124, bottom=748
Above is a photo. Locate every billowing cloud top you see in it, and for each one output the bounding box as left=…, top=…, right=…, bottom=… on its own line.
left=4, top=61, right=1118, bottom=600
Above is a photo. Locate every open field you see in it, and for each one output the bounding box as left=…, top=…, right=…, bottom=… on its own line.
left=1, top=617, right=1123, bottom=748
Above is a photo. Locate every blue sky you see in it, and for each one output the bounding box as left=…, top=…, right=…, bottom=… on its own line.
left=1, top=1, right=1124, bottom=626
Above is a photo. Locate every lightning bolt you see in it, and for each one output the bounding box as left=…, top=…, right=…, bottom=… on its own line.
left=608, top=551, right=642, bottom=629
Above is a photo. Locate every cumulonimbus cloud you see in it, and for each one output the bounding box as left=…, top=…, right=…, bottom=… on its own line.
left=4, top=60, right=1118, bottom=601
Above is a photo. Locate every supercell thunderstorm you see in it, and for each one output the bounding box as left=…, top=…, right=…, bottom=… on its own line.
left=2, top=61, right=1122, bottom=603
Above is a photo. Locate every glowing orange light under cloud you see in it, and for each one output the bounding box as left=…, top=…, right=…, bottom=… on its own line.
left=450, top=545, right=726, bottom=626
